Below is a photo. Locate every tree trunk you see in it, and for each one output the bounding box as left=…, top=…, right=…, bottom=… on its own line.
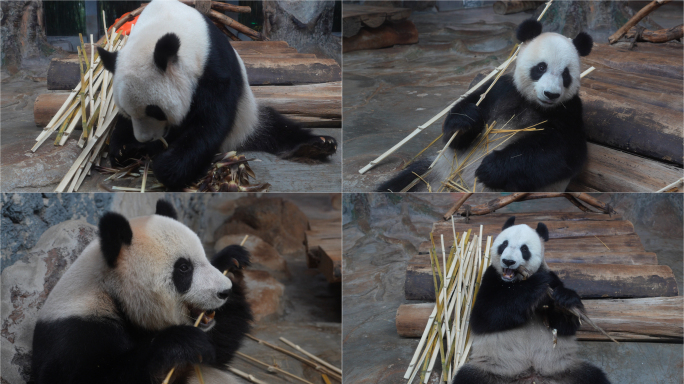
left=263, top=0, right=340, bottom=64
left=1, top=0, right=54, bottom=68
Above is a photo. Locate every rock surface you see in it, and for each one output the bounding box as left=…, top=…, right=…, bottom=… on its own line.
left=1, top=220, right=97, bottom=384
left=243, top=270, right=285, bottom=322
left=215, top=234, right=290, bottom=280
left=215, top=197, right=310, bottom=257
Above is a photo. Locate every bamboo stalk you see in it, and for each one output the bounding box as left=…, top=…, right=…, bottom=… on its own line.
left=246, top=335, right=341, bottom=380
left=227, top=367, right=269, bottom=384
left=279, top=337, right=341, bottom=375
left=236, top=351, right=315, bottom=384
left=656, top=177, right=684, bottom=193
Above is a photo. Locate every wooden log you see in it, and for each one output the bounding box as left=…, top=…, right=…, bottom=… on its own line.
left=405, top=262, right=678, bottom=301
left=569, top=143, right=684, bottom=192
left=396, top=296, right=683, bottom=342
left=609, top=0, right=673, bottom=44
left=208, top=9, right=265, bottom=41
left=47, top=57, right=81, bottom=90
left=450, top=212, right=624, bottom=225
left=585, top=43, right=683, bottom=80
left=492, top=1, right=541, bottom=15
left=343, top=20, right=419, bottom=53
left=244, top=57, right=341, bottom=85
left=35, top=82, right=341, bottom=129
left=443, top=193, right=473, bottom=220
left=306, top=218, right=342, bottom=283
left=431, top=219, right=636, bottom=241
left=342, top=4, right=412, bottom=37
left=177, top=0, right=251, bottom=13
left=467, top=193, right=529, bottom=216
left=624, top=24, right=684, bottom=43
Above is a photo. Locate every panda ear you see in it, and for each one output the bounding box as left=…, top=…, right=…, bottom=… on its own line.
left=536, top=222, right=549, bottom=242
left=155, top=199, right=178, bottom=220
left=97, top=47, right=117, bottom=73
left=99, top=212, right=133, bottom=268
left=502, top=216, right=516, bottom=230
left=573, top=32, right=593, bottom=57
left=516, top=19, right=542, bottom=43
left=154, top=33, right=181, bottom=71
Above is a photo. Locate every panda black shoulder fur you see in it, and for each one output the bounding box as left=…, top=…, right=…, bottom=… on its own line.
left=97, top=0, right=337, bottom=190
left=31, top=200, right=252, bottom=384
left=452, top=217, right=610, bottom=384
left=378, top=20, right=592, bottom=192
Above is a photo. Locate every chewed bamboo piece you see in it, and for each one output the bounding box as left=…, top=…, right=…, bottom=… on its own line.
left=404, top=229, right=492, bottom=384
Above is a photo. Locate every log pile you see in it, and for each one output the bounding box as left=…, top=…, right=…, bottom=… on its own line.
left=38, top=41, right=341, bottom=128
left=397, top=211, right=682, bottom=345
left=342, top=4, right=418, bottom=53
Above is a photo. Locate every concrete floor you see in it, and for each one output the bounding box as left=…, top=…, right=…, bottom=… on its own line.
left=0, top=70, right=341, bottom=193
left=342, top=193, right=683, bottom=384
left=342, top=4, right=684, bottom=192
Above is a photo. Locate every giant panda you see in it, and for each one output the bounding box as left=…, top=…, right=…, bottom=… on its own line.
left=31, top=200, right=252, bottom=384
left=378, top=19, right=593, bottom=192
left=451, top=217, right=611, bottom=384
left=97, top=0, right=337, bottom=190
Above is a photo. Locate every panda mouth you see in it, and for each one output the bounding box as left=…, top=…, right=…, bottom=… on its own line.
left=189, top=306, right=217, bottom=330
left=502, top=268, right=517, bottom=281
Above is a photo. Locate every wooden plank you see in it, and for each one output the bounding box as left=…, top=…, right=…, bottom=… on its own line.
left=580, top=75, right=683, bottom=166
left=306, top=218, right=341, bottom=284
left=395, top=296, right=683, bottom=342
left=35, top=82, right=342, bottom=129
left=585, top=43, right=683, bottom=80
left=569, top=143, right=683, bottom=192
left=450, top=212, right=624, bottom=225
left=431, top=219, right=636, bottom=242
left=244, top=57, right=341, bottom=85
left=230, top=41, right=290, bottom=50
left=418, top=233, right=646, bottom=256
left=405, top=262, right=677, bottom=301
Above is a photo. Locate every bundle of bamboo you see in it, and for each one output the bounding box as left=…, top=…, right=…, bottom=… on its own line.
left=403, top=222, right=492, bottom=383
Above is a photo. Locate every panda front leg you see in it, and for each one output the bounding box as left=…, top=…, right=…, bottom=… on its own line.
left=442, top=101, right=486, bottom=151
left=142, top=325, right=217, bottom=380
left=207, top=245, right=253, bottom=365
left=240, top=106, right=337, bottom=162
left=553, top=362, right=611, bottom=384
left=108, top=117, right=165, bottom=167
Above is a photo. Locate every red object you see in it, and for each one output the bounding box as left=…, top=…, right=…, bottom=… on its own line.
left=107, top=12, right=140, bottom=35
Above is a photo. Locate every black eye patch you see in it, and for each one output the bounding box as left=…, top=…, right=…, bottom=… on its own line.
left=498, top=240, right=509, bottom=255
left=520, top=244, right=531, bottom=261
left=530, top=62, right=546, bottom=81
left=145, top=105, right=167, bottom=121
left=173, top=258, right=193, bottom=294
left=562, top=67, right=572, bottom=88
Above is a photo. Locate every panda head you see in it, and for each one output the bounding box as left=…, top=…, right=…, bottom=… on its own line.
left=98, top=199, right=231, bottom=331
left=490, top=216, right=549, bottom=283
left=97, top=0, right=209, bottom=143
left=513, top=19, right=593, bottom=108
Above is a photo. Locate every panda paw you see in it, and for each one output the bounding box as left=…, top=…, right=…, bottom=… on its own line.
left=442, top=103, right=484, bottom=149
left=280, top=136, right=337, bottom=162
left=552, top=286, right=584, bottom=311
left=148, top=325, right=215, bottom=373
left=212, top=245, right=251, bottom=273
left=474, top=152, right=507, bottom=190
left=109, top=140, right=165, bottom=168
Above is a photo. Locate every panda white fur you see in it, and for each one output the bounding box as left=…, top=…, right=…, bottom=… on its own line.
left=451, top=217, right=611, bottom=384
left=97, top=0, right=337, bottom=190
left=31, top=200, right=252, bottom=384
left=378, top=19, right=593, bottom=192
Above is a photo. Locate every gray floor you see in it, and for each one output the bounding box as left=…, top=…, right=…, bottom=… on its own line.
left=342, top=193, right=683, bottom=384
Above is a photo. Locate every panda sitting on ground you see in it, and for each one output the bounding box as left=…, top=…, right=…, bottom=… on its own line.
left=31, top=200, right=251, bottom=384
left=97, top=0, right=337, bottom=190
left=378, top=19, right=593, bottom=192
left=451, top=217, right=611, bottom=384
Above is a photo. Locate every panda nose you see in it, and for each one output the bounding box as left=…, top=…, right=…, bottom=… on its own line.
left=217, top=289, right=231, bottom=300
left=544, top=91, right=560, bottom=100
left=502, top=259, right=515, bottom=267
